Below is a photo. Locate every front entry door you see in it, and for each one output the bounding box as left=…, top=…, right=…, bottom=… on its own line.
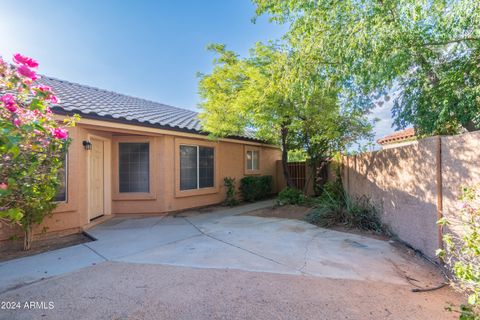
left=89, top=138, right=104, bottom=220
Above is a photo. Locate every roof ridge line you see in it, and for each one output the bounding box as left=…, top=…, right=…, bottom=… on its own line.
left=41, top=75, right=198, bottom=115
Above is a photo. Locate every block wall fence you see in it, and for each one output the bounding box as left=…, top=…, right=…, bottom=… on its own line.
left=338, top=131, right=480, bottom=260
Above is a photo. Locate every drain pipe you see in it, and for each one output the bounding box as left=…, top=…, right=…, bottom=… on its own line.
left=436, top=136, right=444, bottom=255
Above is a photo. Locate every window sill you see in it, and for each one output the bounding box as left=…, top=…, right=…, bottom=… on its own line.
left=175, top=186, right=219, bottom=198
left=113, top=193, right=157, bottom=201
left=53, top=201, right=77, bottom=214
left=244, top=169, right=261, bottom=175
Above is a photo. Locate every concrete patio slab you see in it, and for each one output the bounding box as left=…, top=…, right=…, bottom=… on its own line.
left=85, top=219, right=201, bottom=260
left=0, top=199, right=445, bottom=296
left=122, top=234, right=297, bottom=274
left=0, top=244, right=105, bottom=293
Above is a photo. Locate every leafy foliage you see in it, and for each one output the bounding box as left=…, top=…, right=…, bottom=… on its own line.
left=0, top=54, right=78, bottom=250
left=277, top=187, right=305, bottom=206
left=254, top=0, right=480, bottom=135
left=198, top=43, right=372, bottom=188
left=437, top=185, right=480, bottom=318
left=239, top=176, right=272, bottom=202
left=223, top=177, right=239, bottom=207
left=306, top=180, right=383, bottom=232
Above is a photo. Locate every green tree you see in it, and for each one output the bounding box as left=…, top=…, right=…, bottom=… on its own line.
left=198, top=43, right=371, bottom=190
left=199, top=43, right=297, bottom=186
left=254, top=0, right=480, bottom=135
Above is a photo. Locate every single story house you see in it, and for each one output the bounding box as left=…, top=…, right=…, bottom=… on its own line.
left=0, top=77, right=281, bottom=241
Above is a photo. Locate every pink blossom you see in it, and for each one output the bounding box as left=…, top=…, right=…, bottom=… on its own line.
left=52, top=127, right=68, bottom=140
left=6, top=104, right=18, bottom=112
left=1, top=94, right=18, bottom=112
left=0, top=183, right=7, bottom=190
left=1, top=93, right=15, bottom=105
left=13, top=53, right=38, bottom=68
left=17, top=65, right=38, bottom=81
left=49, top=95, right=59, bottom=104
left=32, top=85, right=52, bottom=93
left=13, top=118, right=21, bottom=127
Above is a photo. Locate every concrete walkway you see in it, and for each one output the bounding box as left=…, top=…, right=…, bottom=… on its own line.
left=1, top=200, right=445, bottom=293
left=0, top=200, right=463, bottom=319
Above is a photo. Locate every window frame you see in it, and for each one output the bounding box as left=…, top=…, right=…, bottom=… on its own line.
left=54, top=153, right=68, bottom=203
left=246, top=150, right=260, bottom=171
left=112, top=136, right=156, bottom=201
left=179, top=144, right=215, bottom=191
left=174, top=138, right=219, bottom=198
left=244, top=146, right=261, bottom=175
left=118, top=142, right=150, bottom=193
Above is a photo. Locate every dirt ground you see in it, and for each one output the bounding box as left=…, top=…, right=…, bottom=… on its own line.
left=0, top=233, right=92, bottom=262
left=0, top=262, right=463, bottom=320
left=244, top=204, right=390, bottom=241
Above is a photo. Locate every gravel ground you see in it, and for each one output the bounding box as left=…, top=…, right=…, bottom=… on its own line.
left=0, top=262, right=462, bottom=320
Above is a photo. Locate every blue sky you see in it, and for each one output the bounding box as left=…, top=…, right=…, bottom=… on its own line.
left=0, top=0, right=393, bottom=142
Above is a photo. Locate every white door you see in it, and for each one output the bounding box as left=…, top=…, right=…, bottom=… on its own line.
left=89, top=138, right=104, bottom=220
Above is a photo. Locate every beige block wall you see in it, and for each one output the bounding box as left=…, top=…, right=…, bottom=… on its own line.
left=0, top=121, right=281, bottom=241
left=441, top=131, right=480, bottom=238
left=341, top=131, right=480, bottom=260
left=343, top=137, right=440, bottom=259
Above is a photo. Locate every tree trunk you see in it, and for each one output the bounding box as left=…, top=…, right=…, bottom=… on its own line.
left=23, top=225, right=33, bottom=251
left=281, top=125, right=295, bottom=188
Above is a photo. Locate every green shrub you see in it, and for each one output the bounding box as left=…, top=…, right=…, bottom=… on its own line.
left=239, top=176, right=272, bottom=202
left=306, top=179, right=383, bottom=233
left=437, top=185, right=480, bottom=318
left=277, top=187, right=305, bottom=206
left=223, top=177, right=239, bottom=206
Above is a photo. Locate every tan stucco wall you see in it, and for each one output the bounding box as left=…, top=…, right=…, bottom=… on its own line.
left=340, top=131, right=480, bottom=260
left=342, top=137, right=440, bottom=259
left=0, top=119, right=281, bottom=241
left=441, top=131, right=480, bottom=239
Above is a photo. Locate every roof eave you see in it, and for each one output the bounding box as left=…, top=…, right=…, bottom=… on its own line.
left=52, top=107, right=266, bottom=144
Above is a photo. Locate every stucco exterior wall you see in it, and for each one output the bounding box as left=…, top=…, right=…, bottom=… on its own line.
left=0, top=120, right=281, bottom=241
left=441, top=131, right=480, bottom=238
left=342, top=138, right=440, bottom=259
left=341, top=131, right=480, bottom=260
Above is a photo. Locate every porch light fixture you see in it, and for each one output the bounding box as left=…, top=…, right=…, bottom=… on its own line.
left=82, top=140, right=92, bottom=150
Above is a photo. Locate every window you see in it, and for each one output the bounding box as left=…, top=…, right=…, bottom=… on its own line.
left=180, top=145, right=214, bottom=190
left=246, top=150, right=260, bottom=171
left=54, top=154, right=67, bottom=202
left=119, top=143, right=149, bottom=193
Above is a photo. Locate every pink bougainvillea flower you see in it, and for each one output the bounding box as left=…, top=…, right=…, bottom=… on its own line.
left=49, top=95, right=59, bottom=104
left=17, top=65, right=39, bottom=81
left=1, top=94, right=18, bottom=112
left=52, top=127, right=68, bottom=140
left=6, top=104, right=18, bottom=112
left=13, top=53, right=38, bottom=68
left=32, top=85, right=52, bottom=93
left=0, top=183, right=7, bottom=190
left=1, top=93, right=15, bottom=105
left=13, top=118, right=21, bottom=127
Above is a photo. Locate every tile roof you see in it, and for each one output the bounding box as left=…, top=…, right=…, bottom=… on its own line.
left=38, top=76, right=257, bottom=140
left=377, top=128, right=416, bottom=145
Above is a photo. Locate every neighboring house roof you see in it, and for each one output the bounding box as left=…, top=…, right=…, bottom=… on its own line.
left=38, top=76, right=258, bottom=141
left=377, top=128, right=416, bottom=145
